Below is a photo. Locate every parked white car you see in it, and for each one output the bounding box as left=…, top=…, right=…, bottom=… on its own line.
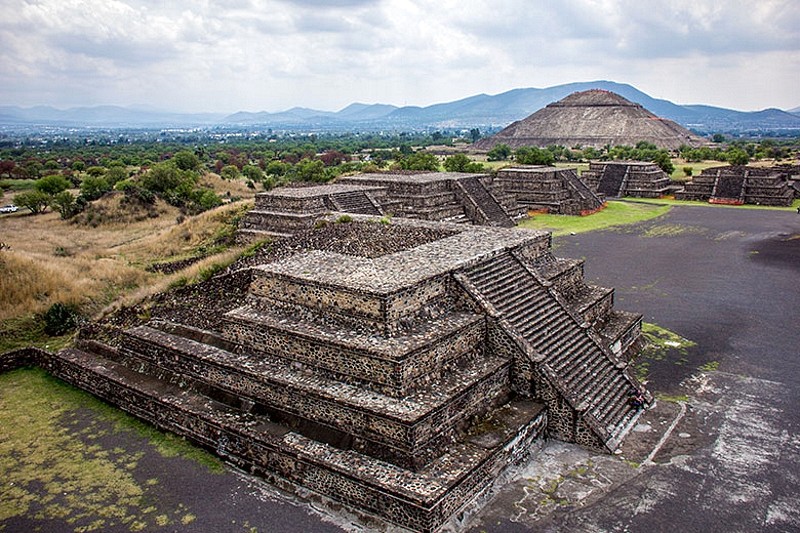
left=0, top=204, right=19, bottom=213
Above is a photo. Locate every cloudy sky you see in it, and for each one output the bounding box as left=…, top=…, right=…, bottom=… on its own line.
left=1, top=0, right=798, bottom=113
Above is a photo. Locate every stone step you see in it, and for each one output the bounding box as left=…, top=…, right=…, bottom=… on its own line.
left=463, top=254, right=516, bottom=280
left=45, top=346, right=546, bottom=533
left=545, top=335, right=593, bottom=373
left=553, top=337, right=600, bottom=378
left=473, top=261, right=527, bottom=289
left=120, top=324, right=513, bottom=470
left=224, top=304, right=486, bottom=397
left=494, top=286, right=550, bottom=317
left=461, top=252, right=644, bottom=451
left=570, top=359, right=616, bottom=401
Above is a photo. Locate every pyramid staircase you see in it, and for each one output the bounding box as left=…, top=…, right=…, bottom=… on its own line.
left=328, top=190, right=383, bottom=215
left=453, top=176, right=516, bottom=227
left=457, top=252, right=646, bottom=450
left=562, top=169, right=605, bottom=211
left=595, top=164, right=628, bottom=197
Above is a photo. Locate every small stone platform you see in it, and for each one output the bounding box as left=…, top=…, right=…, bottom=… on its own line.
left=240, top=172, right=524, bottom=240
left=675, top=165, right=795, bottom=206
left=582, top=161, right=671, bottom=198
left=494, top=166, right=605, bottom=215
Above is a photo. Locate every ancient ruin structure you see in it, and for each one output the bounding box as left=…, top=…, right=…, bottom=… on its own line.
left=239, top=172, right=523, bottom=239
left=493, top=165, right=605, bottom=215
left=581, top=161, right=673, bottom=198
left=675, top=165, right=795, bottom=206
left=474, top=89, right=706, bottom=151
left=3, top=214, right=648, bottom=532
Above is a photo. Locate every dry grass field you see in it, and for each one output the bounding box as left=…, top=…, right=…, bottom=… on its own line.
left=0, top=181, right=257, bottom=351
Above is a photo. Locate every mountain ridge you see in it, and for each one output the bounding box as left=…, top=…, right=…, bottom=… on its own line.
left=2, top=81, right=799, bottom=133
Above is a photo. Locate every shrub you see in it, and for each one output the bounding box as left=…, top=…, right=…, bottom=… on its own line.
left=514, top=146, right=555, bottom=166
left=79, top=175, right=111, bottom=201
left=42, top=302, right=82, bottom=336
left=35, top=174, right=71, bottom=195
left=487, top=144, right=512, bottom=161
left=443, top=154, right=484, bottom=173
left=15, top=190, right=51, bottom=214
left=50, top=191, right=82, bottom=219
left=683, top=166, right=693, bottom=177
left=397, top=151, right=439, bottom=171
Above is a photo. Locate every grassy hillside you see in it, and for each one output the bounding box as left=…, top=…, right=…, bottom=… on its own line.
left=0, top=193, right=256, bottom=352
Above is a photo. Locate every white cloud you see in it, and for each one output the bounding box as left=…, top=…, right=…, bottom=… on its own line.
left=0, top=0, right=797, bottom=112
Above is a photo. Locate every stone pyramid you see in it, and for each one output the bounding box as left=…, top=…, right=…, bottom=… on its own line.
left=474, top=89, right=706, bottom=150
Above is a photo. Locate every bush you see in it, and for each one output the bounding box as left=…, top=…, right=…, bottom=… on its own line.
left=79, top=175, right=111, bottom=201
left=443, top=154, right=484, bottom=173
left=42, top=302, right=82, bottom=336
left=487, top=144, right=512, bottom=161
left=173, top=150, right=201, bottom=171
left=514, top=146, right=555, bottom=166
left=15, top=190, right=51, bottom=214
left=35, top=174, right=71, bottom=195
left=683, top=166, right=693, bottom=177
left=51, top=191, right=83, bottom=219
left=397, top=151, right=439, bottom=171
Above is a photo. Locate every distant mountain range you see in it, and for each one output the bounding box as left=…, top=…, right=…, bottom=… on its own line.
left=2, top=81, right=799, bottom=133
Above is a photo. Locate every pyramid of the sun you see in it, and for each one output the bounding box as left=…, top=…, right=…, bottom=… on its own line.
left=474, top=89, right=706, bottom=151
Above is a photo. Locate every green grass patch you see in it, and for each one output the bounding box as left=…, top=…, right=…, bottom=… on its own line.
left=629, top=196, right=800, bottom=212
left=517, top=200, right=670, bottom=236
left=698, top=360, right=720, bottom=372
left=0, top=178, right=38, bottom=192
left=0, top=368, right=222, bottom=530
left=656, top=392, right=690, bottom=403
left=636, top=323, right=697, bottom=382
left=0, top=314, right=75, bottom=353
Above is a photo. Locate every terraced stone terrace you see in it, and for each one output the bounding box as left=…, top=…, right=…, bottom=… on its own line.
left=2, top=216, right=649, bottom=532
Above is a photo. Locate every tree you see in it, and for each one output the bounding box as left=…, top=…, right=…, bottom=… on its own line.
left=241, top=164, right=263, bottom=182
left=220, top=165, right=241, bottom=181
left=173, top=150, right=201, bottom=171
left=0, top=160, right=15, bottom=179
left=443, top=154, right=484, bottom=173
left=711, top=133, right=726, bottom=143
left=141, top=162, right=189, bottom=193
left=726, top=149, right=750, bottom=166
left=469, top=128, right=481, bottom=142
left=24, top=161, right=43, bottom=179
left=651, top=151, right=675, bottom=175
left=86, top=166, right=106, bottom=177
left=265, top=160, right=289, bottom=177
left=51, top=191, right=80, bottom=219
left=80, top=175, right=111, bottom=201
left=398, top=151, right=439, bottom=171
left=35, top=174, right=71, bottom=195
left=104, top=166, right=127, bottom=187
left=287, top=158, right=326, bottom=182
left=15, top=190, right=50, bottom=214
left=486, top=144, right=512, bottom=161
left=514, top=146, right=555, bottom=166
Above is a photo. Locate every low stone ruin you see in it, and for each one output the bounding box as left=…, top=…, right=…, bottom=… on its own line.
left=581, top=161, right=672, bottom=198
left=2, top=215, right=649, bottom=532
left=493, top=165, right=605, bottom=215
left=675, top=165, right=795, bottom=206
left=239, top=172, right=523, bottom=239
